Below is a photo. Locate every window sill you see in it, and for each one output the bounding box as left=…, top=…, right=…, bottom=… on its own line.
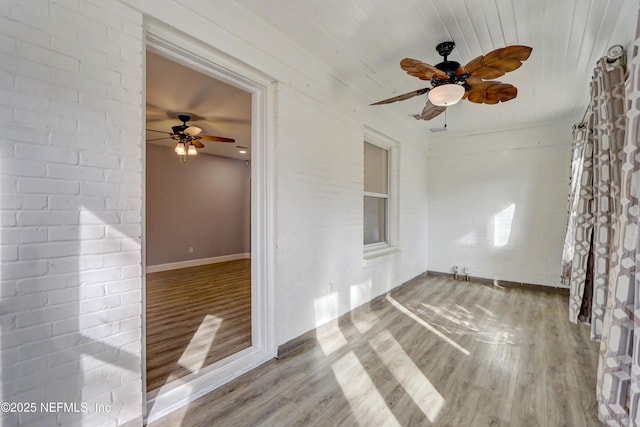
left=363, top=246, right=400, bottom=265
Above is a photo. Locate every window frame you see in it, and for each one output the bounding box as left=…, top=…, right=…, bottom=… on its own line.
left=363, top=129, right=399, bottom=258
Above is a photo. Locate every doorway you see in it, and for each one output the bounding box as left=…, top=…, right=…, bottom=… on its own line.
left=144, top=50, right=253, bottom=392
left=143, top=26, right=275, bottom=423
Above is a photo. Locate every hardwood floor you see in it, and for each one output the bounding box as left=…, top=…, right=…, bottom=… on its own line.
left=145, top=259, right=251, bottom=392
left=148, top=275, right=601, bottom=426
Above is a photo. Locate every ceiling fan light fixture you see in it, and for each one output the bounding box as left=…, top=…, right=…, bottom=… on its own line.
left=187, top=143, right=198, bottom=156
left=428, top=84, right=465, bottom=106
left=175, top=142, right=186, bottom=155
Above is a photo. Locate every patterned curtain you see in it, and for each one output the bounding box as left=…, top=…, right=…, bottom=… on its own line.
left=596, top=10, right=640, bottom=424
left=565, top=56, right=626, bottom=341
left=561, top=123, right=588, bottom=284
left=590, top=56, right=627, bottom=340
left=564, top=122, right=594, bottom=322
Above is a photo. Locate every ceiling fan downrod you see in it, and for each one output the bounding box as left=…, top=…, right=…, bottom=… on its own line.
left=432, top=41, right=470, bottom=87
left=435, top=41, right=455, bottom=61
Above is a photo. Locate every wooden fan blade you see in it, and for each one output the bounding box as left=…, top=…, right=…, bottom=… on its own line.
left=146, top=137, right=171, bottom=142
left=455, top=66, right=468, bottom=76
left=421, top=100, right=446, bottom=121
left=146, top=129, right=171, bottom=134
left=466, top=81, right=497, bottom=103
left=466, top=81, right=518, bottom=104
left=463, top=76, right=483, bottom=100
left=199, top=135, right=235, bottom=143
left=400, top=58, right=448, bottom=80
left=193, top=140, right=205, bottom=148
left=370, top=87, right=430, bottom=105
left=466, top=76, right=484, bottom=87
left=465, top=56, right=485, bottom=74
left=465, top=45, right=532, bottom=80
left=502, top=45, right=533, bottom=61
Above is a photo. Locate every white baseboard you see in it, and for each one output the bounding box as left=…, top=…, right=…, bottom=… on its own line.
left=146, top=253, right=250, bottom=273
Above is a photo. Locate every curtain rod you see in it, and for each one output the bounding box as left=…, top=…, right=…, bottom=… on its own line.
left=577, top=45, right=626, bottom=126
left=580, top=106, right=588, bottom=124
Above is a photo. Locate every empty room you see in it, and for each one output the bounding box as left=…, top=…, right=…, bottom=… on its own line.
left=1, top=1, right=640, bottom=427
left=144, top=50, right=253, bottom=395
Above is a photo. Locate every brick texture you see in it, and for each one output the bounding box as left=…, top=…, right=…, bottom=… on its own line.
left=0, top=1, right=144, bottom=426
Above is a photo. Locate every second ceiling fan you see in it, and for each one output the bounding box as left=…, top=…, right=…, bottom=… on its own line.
left=146, top=114, right=235, bottom=157
left=372, top=41, right=532, bottom=120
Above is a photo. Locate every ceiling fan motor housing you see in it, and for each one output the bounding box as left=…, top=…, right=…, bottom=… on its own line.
left=435, top=41, right=455, bottom=58
left=172, top=124, right=188, bottom=134
left=432, top=41, right=471, bottom=89
left=434, top=59, right=461, bottom=75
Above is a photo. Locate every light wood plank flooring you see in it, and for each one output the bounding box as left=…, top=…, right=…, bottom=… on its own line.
left=149, top=275, right=601, bottom=426
left=146, top=259, right=251, bottom=392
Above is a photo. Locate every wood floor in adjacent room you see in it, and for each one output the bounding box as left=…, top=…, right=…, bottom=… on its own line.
left=145, top=259, right=251, bottom=392
left=149, top=274, right=601, bottom=426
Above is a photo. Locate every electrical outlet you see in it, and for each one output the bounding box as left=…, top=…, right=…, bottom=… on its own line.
left=189, top=246, right=194, bottom=254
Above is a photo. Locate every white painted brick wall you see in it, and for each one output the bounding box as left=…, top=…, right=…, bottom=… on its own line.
left=0, top=1, right=144, bottom=426
left=2, top=0, right=434, bottom=423
left=275, top=83, right=431, bottom=343
left=427, top=125, right=572, bottom=286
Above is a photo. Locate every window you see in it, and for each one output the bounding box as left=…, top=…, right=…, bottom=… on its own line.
left=364, top=141, right=390, bottom=248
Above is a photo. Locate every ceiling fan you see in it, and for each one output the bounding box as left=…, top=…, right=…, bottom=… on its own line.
left=371, top=41, right=532, bottom=121
left=146, top=114, right=235, bottom=157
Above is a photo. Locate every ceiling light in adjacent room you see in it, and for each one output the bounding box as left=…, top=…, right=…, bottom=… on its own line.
left=175, top=142, right=186, bottom=155
left=428, top=84, right=465, bottom=106
left=238, top=149, right=247, bottom=154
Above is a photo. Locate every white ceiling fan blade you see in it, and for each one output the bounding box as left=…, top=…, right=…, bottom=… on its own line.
left=184, top=126, right=203, bottom=136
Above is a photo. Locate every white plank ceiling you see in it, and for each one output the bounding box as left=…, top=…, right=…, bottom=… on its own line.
left=147, top=0, right=637, bottom=152
left=235, top=0, right=637, bottom=134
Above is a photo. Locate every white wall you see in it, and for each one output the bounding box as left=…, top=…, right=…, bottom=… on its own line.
left=1, top=0, right=431, bottom=425
left=145, top=145, right=250, bottom=266
left=128, top=0, right=432, bottom=344
left=427, top=123, right=572, bottom=286
left=0, top=1, right=144, bottom=426
left=275, top=84, right=430, bottom=342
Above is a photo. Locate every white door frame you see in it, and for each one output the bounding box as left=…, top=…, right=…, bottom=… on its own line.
left=142, top=21, right=276, bottom=424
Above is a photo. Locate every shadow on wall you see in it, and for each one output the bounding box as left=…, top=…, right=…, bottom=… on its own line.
left=0, top=198, right=142, bottom=425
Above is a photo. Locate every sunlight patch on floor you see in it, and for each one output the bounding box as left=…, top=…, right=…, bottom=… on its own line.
left=386, top=295, right=469, bottom=356
left=370, top=329, right=445, bottom=422
left=420, top=302, right=478, bottom=331
left=351, top=308, right=379, bottom=335
left=474, top=304, right=496, bottom=318
left=331, top=351, right=401, bottom=427
left=175, top=314, right=222, bottom=374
